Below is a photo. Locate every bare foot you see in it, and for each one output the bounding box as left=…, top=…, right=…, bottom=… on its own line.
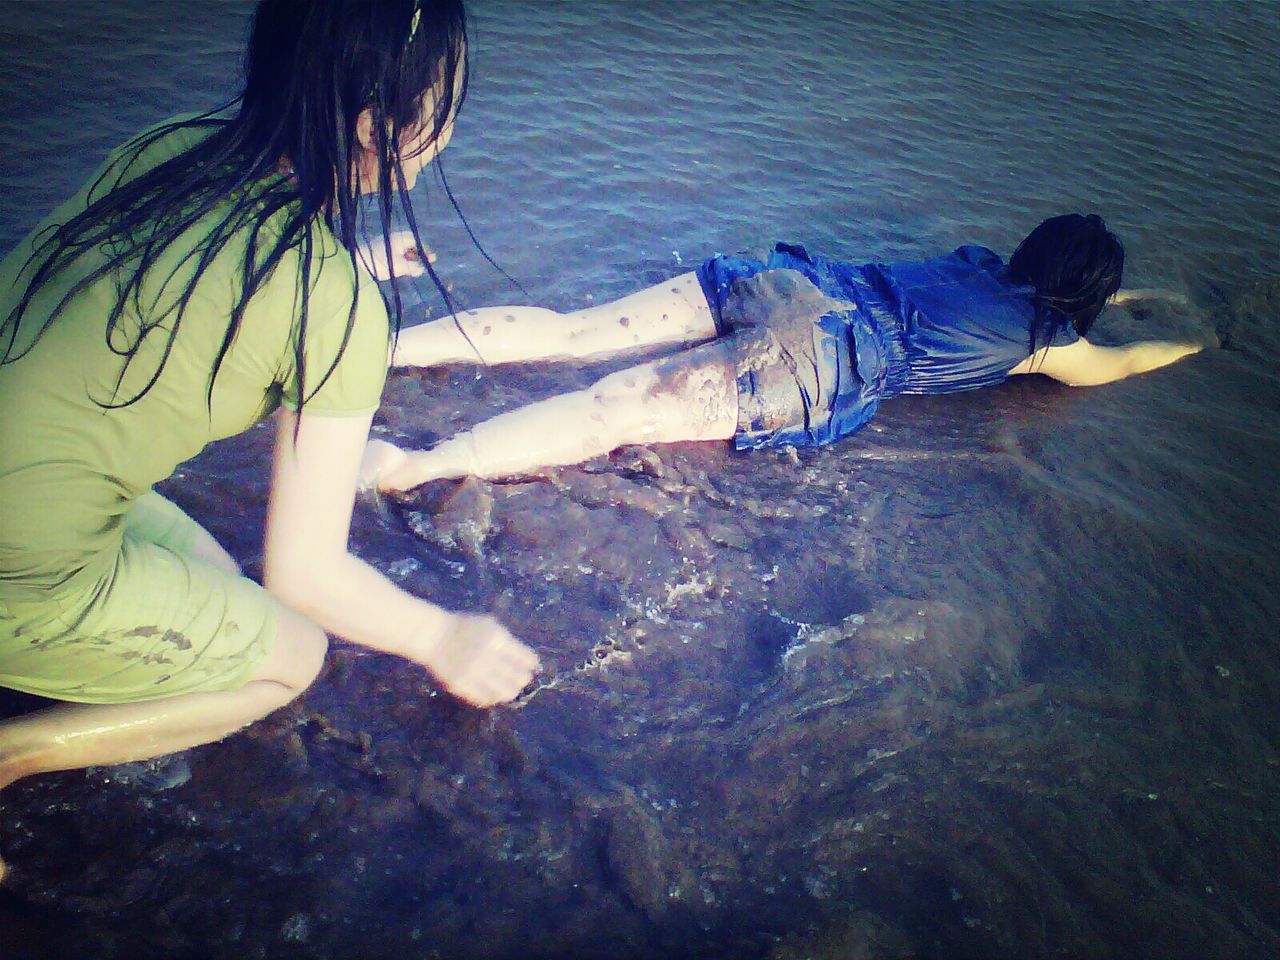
left=358, top=439, right=411, bottom=492
left=378, top=447, right=464, bottom=493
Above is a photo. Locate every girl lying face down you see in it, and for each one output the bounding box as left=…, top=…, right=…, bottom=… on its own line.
left=361, top=214, right=1205, bottom=492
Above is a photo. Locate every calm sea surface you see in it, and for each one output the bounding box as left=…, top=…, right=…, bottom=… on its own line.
left=1, top=2, right=1278, bottom=958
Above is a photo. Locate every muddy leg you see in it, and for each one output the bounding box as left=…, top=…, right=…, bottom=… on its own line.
left=379, top=341, right=739, bottom=487
left=391, top=272, right=716, bottom=367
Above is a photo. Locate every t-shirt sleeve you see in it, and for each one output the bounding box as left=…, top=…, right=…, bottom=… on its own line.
left=279, top=255, right=390, bottom=417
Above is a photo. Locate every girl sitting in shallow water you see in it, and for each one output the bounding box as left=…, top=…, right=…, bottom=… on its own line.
left=360, top=214, right=1204, bottom=490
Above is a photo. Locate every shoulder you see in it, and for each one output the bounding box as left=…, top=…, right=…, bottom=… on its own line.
left=314, top=226, right=387, bottom=317
left=96, top=112, right=226, bottom=197
left=257, top=219, right=387, bottom=327
left=270, top=223, right=390, bottom=415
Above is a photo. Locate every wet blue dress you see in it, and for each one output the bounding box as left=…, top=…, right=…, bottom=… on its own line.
left=695, top=243, right=1079, bottom=449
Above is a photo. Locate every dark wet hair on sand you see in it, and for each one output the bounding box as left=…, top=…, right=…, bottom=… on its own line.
left=1009, top=213, right=1124, bottom=350
left=1, top=0, right=474, bottom=414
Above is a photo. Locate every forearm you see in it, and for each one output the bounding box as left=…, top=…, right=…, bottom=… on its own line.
left=1029, top=336, right=1205, bottom=386
left=265, top=409, right=447, bottom=658
left=267, top=409, right=537, bottom=705
left=1120, top=339, right=1202, bottom=377
left=267, top=546, right=538, bottom=707
left=265, top=551, right=450, bottom=660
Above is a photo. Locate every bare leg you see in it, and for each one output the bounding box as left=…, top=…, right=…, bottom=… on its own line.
left=0, top=605, right=326, bottom=791
left=392, top=272, right=716, bottom=367
left=378, top=341, right=739, bottom=489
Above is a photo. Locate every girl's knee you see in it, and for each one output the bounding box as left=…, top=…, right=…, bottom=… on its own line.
left=591, top=365, right=656, bottom=408
left=588, top=371, right=650, bottom=436
left=251, top=608, right=329, bottom=692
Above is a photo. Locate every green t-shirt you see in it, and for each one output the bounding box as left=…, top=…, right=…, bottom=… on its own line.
left=0, top=120, right=390, bottom=604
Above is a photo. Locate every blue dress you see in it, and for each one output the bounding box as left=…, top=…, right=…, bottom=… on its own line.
left=695, top=243, right=1079, bottom=449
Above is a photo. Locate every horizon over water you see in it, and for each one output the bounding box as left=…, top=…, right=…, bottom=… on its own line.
left=1, top=2, right=1278, bottom=959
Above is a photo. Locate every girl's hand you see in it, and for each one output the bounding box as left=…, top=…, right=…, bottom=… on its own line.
left=357, top=230, right=436, bottom=281
left=423, top=612, right=541, bottom=706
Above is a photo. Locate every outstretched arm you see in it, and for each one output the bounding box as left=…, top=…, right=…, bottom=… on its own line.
left=367, top=342, right=738, bottom=491
left=391, top=272, right=717, bottom=368
left=266, top=409, right=539, bottom=705
left=1009, top=337, right=1204, bottom=386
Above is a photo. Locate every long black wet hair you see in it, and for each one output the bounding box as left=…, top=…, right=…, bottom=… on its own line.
left=1008, top=213, right=1125, bottom=350
left=1, top=0, right=467, bottom=411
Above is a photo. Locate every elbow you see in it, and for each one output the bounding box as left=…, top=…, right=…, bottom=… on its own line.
left=263, top=549, right=339, bottom=617
left=263, top=561, right=311, bottom=613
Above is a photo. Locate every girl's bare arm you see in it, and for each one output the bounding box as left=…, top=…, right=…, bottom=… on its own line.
left=1009, top=337, right=1203, bottom=386
left=265, top=409, right=539, bottom=705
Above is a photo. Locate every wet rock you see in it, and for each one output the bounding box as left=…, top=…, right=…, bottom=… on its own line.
left=601, top=801, right=698, bottom=921
left=280, top=911, right=310, bottom=943
left=607, top=445, right=666, bottom=479
left=99, top=754, right=193, bottom=791
left=402, top=476, right=494, bottom=558
left=766, top=909, right=917, bottom=960
left=551, top=469, right=676, bottom=517
left=770, top=560, right=876, bottom=626
left=704, top=519, right=750, bottom=550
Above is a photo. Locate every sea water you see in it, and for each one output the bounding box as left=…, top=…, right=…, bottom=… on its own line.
left=1, top=2, right=1278, bottom=958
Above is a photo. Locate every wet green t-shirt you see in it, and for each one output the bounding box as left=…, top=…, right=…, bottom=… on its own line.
left=0, top=120, right=390, bottom=604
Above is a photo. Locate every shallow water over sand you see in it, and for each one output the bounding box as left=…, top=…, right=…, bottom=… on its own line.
left=2, top=2, right=1279, bottom=958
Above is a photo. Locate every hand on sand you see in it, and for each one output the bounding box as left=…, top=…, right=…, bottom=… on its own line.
left=356, top=230, right=436, bottom=281
left=425, top=613, right=540, bottom=707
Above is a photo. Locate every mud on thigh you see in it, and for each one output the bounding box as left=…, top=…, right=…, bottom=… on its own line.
left=719, top=269, right=853, bottom=449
